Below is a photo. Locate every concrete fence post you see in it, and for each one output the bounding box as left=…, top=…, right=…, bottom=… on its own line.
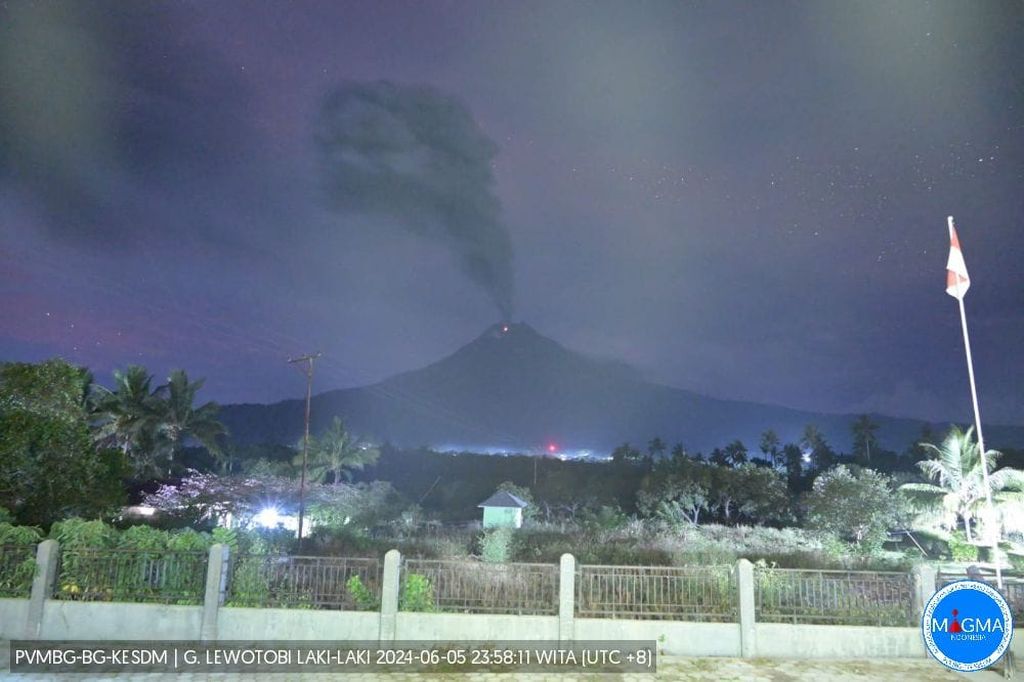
left=379, top=549, right=401, bottom=642
left=559, top=553, right=576, bottom=642
left=737, top=559, right=756, bottom=658
left=913, top=564, right=937, bottom=620
left=200, top=543, right=229, bottom=641
left=24, top=539, right=59, bottom=639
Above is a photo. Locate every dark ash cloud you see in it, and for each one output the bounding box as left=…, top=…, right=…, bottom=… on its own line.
left=0, top=1, right=252, bottom=243
left=315, top=81, right=515, bottom=318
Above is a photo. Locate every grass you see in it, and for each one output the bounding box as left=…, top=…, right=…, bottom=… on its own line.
left=307, top=520, right=915, bottom=571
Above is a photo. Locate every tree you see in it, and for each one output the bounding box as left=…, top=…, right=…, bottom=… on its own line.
left=724, top=440, right=748, bottom=467
left=730, top=464, right=791, bottom=524
left=308, top=480, right=402, bottom=529
left=236, top=442, right=297, bottom=477
left=782, top=443, right=803, bottom=491
left=759, top=429, right=782, bottom=468
left=670, top=442, right=688, bottom=463
left=0, top=358, right=97, bottom=418
left=709, top=465, right=740, bottom=520
left=0, top=360, right=126, bottom=525
left=611, top=442, right=643, bottom=465
left=710, top=440, right=747, bottom=468
left=805, top=465, right=902, bottom=552
left=647, top=437, right=667, bottom=461
left=91, top=365, right=164, bottom=475
left=899, top=426, right=1024, bottom=542
left=144, top=470, right=293, bottom=526
left=637, top=481, right=708, bottom=527
left=901, top=424, right=936, bottom=471
left=301, top=417, right=379, bottom=485
left=496, top=480, right=536, bottom=521
left=801, top=424, right=835, bottom=471
left=851, top=415, right=879, bottom=466
left=154, top=370, right=227, bottom=475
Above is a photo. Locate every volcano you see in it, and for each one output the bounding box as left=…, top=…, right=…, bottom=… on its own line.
left=219, top=323, right=1024, bottom=454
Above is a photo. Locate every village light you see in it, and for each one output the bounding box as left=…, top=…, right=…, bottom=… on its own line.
left=254, top=506, right=281, bottom=529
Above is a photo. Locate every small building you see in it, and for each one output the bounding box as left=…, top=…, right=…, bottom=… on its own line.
left=478, top=490, right=529, bottom=529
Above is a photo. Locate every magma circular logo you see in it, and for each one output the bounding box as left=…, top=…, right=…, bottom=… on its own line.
left=923, top=580, right=1013, bottom=672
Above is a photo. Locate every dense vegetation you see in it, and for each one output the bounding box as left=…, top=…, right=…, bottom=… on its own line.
left=4, top=357, right=1024, bottom=572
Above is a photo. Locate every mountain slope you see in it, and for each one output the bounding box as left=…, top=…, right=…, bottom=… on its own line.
left=220, top=323, right=1024, bottom=454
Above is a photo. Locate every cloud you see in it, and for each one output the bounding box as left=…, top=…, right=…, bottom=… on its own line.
left=314, top=81, right=515, bottom=318
left=0, top=1, right=252, bottom=242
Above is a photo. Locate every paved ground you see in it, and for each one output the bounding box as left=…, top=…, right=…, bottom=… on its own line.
left=0, top=644, right=1011, bottom=681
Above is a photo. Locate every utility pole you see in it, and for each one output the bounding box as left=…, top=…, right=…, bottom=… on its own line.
left=288, top=352, right=321, bottom=552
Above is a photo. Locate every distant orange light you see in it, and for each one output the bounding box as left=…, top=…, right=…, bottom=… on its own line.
left=548, top=444, right=557, bottom=453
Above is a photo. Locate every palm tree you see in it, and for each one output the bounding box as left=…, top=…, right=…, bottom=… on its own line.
left=300, top=417, right=379, bottom=485
left=647, top=437, right=667, bottom=461
left=851, top=415, right=879, bottom=465
left=759, top=429, right=781, bottom=468
left=154, top=370, right=227, bottom=475
left=899, top=426, right=1024, bottom=542
left=800, top=424, right=835, bottom=470
left=91, top=366, right=163, bottom=473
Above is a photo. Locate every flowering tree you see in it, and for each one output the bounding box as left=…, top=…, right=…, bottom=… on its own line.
left=143, top=470, right=299, bottom=526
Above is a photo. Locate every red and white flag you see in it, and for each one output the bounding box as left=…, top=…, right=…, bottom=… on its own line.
left=946, top=216, right=970, bottom=299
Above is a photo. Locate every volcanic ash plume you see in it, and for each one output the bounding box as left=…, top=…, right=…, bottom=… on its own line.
left=315, top=81, right=514, bottom=318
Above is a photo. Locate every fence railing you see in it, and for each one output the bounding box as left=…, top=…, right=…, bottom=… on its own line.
left=755, top=567, right=915, bottom=626
left=938, top=571, right=1024, bottom=621
left=6, top=541, right=993, bottom=631
left=0, top=544, right=37, bottom=598
left=53, top=548, right=208, bottom=604
left=226, top=554, right=382, bottom=610
left=575, top=564, right=737, bottom=622
left=402, top=559, right=558, bottom=615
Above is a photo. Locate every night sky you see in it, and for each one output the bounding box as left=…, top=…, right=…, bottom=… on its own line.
left=1, top=1, right=1022, bottom=426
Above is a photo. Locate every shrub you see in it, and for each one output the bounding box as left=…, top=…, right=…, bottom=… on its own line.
left=510, top=529, right=576, bottom=563
left=0, top=550, right=36, bottom=597
left=580, top=505, right=629, bottom=532
left=118, top=525, right=168, bottom=551
left=400, top=573, right=435, bottom=612
left=226, top=556, right=272, bottom=607
left=346, top=575, right=379, bottom=611
left=237, top=527, right=295, bottom=555
left=0, top=522, right=43, bottom=545
left=211, top=527, right=239, bottom=554
left=308, top=527, right=382, bottom=557
left=49, top=518, right=117, bottom=550
left=948, top=532, right=979, bottom=562
left=1007, top=550, right=1024, bottom=574
left=804, top=466, right=902, bottom=554
left=479, top=528, right=513, bottom=563
left=167, top=528, right=212, bottom=553
left=0, top=521, right=40, bottom=597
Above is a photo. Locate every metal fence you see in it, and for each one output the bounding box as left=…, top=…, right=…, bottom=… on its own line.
left=0, top=544, right=37, bottom=598
left=401, top=559, right=558, bottom=615
left=938, top=571, right=1024, bottom=621
left=226, top=554, right=382, bottom=610
left=53, top=549, right=208, bottom=604
left=575, top=564, right=737, bottom=622
left=755, top=567, right=915, bottom=626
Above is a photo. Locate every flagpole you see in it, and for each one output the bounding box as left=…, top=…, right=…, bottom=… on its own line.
left=949, top=216, right=1002, bottom=589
